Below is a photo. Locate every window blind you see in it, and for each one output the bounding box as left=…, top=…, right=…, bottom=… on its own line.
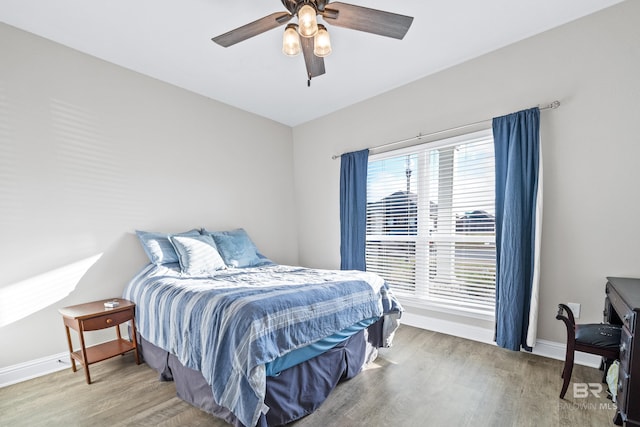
left=366, top=130, right=496, bottom=315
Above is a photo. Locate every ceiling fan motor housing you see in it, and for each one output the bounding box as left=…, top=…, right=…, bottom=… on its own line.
left=281, top=0, right=328, bottom=15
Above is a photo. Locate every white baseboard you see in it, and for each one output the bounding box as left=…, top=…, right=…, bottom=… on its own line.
left=0, top=314, right=602, bottom=388
left=531, top=339, right=602, bottom=368
left=0, top=352, right=70, bottom=388
left=401, top=311, right=602, bottom=368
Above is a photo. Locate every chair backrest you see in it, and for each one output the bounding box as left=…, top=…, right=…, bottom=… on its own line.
left=556, top=303, right=577, bottom=342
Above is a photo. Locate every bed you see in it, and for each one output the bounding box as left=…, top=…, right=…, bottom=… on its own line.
left=124, top=228, right=401, bottom=427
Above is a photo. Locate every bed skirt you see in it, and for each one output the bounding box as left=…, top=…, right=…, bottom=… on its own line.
left=137, top=320, right=383, bottom=426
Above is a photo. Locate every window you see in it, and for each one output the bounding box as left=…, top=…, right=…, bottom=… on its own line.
left=366, top=130, right=496, bottom=316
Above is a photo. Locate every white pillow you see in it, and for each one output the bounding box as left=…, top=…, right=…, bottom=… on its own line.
left=170, top=234, right=226, bottom=276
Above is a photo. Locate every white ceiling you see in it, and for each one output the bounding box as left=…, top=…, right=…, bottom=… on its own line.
left=0, top=0, right=623, bottom=127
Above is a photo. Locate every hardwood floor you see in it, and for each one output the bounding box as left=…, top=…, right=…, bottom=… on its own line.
left=0, top=325, right=617, bottom=426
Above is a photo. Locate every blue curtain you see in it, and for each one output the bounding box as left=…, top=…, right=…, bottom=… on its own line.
left=493, top=107, right=540, bottom=351
left=340, top=149, right=369, bottom=271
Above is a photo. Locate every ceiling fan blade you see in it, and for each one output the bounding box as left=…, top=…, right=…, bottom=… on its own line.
left=322, top=2, right=414, bottom=40
left=300, top=36, right=326, bottom=79
left=212, top=12, right=292, bottom=47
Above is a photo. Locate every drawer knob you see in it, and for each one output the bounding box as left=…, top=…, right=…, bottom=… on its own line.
left=621, top=343, right=627, bottom=353
left=106, top=318, right=113, bottom=324
left=624, top=313, right=631, bottom=321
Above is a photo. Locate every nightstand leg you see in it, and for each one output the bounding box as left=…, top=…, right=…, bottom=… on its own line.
left=78, top=326, right=91, bottom=384
left=130, top=320, right=140, bottom=365
left=63, top=325, right=77, bottom=372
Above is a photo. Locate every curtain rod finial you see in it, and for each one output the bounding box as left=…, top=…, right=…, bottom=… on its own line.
left=539, top=100, right=561, bottom=110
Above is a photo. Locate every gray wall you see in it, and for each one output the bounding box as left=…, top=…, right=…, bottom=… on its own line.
left=0, top=23, right=298, bottom=368
left=2, top=1, right=639, bottom=371
left=292, top=1, right=640, bottom=344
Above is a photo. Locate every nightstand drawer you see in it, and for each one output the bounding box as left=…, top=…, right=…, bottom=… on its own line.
left=82, top=309, right=133, bottom=331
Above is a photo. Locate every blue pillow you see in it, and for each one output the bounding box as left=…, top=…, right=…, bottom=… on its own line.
left=203, top=228, right=270, bottom=268
left=170, top=234, right=226, bottom=276
left=135, top=229, right=200, bottom=265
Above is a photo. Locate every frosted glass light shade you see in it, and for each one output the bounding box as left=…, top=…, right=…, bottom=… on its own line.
left=298, top=4, right=318, bottom=38
left=313, top=25, right=331, bottom=57
left=282, top=24, right=301, bottom=56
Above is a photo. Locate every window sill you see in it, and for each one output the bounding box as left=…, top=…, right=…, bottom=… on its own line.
left=397, top=295, right=495, bottom=322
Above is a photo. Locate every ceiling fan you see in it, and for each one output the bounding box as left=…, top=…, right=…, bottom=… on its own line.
left=212, top=0, right=414, bottom=85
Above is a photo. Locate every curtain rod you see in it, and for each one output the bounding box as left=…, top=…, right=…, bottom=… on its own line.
left=331, top=100, right=561, bottom=160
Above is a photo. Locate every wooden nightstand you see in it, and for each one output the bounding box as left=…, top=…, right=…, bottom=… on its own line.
left=59, top=298, right=140, bottom=384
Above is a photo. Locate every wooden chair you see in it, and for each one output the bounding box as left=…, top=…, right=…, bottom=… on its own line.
left=556, top=303, right=621, bottom=399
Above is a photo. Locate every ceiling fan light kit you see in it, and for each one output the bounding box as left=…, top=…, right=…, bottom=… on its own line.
left=212, top=0, right=414, bottom=84
left=283, top=24, right=302, bottom=56
left=313, top=24, right=332, bottom=57
left=297, top=4, right=319, bottom=37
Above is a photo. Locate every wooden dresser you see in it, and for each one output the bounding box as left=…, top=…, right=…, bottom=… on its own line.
left=605, top=277, right=640, bottom=427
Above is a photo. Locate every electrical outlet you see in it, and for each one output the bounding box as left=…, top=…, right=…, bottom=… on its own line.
left=567, top=302, right=581, bottom=319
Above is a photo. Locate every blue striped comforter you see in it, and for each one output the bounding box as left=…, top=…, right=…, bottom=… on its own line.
left=123, top=263, right=386, bottom=427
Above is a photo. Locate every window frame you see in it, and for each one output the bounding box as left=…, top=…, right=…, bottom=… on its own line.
left=366, top=129, right=496, bottom=320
